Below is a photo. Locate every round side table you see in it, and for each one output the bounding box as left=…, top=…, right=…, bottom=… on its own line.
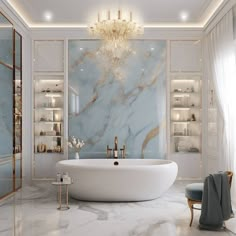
left=52, top=181, right=72, bottom=210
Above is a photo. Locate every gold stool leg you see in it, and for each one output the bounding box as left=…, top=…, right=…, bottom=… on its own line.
left=66, top=185, right=69, bottom=209
left=58, top=185, right=62, bottom=210
left=187, top=199, right=194, bottom=227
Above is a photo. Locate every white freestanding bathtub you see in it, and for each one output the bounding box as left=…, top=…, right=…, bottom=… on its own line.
left=56, top=159, right=178, bottom=202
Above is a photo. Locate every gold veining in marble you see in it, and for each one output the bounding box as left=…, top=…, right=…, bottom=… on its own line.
left=141, top=127, right=159, bottom=159
left=141, top=120, right=166, bottom=158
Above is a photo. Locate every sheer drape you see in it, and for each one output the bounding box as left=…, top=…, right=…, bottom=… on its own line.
left=205, top=9, right=236, bottom=202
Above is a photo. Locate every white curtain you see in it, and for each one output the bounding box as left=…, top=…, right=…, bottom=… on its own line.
left=205, top=9, right=236, bottom=203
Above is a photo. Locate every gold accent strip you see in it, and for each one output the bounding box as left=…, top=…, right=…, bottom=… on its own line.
left=141, top=127, right=159, bottom=159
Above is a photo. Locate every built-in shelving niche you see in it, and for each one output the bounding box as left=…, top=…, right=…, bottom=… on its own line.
left=169, top=40, right=202, bottom=179
left=33, top=40, right=65, bottom=179
left=170, top=73, right=202, bottom=154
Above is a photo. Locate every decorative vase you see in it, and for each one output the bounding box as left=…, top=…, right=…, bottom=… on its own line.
left=75, top=152, right=80, bottom=159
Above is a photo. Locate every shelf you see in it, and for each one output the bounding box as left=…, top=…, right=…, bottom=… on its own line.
left=172, top=135, right=200, bottom=137
left=35, top=152, right=64, bottom=154
left=35, top=135, right=63, bottom=138
left=34, top=121, right=63, bottom=124
left=34, top=107, right=63, bottom=110
left=35, top=92, right=63, bottom=96
left=171, top=79, right=200, bottom=82
left=171, top=121, right=201, bottom=124
left=170, top=72, right=202, bottom=75
left=171, top=92, right=200, bottom=96
left=172, top=107, right=201, bottom=110
left=173, top=151, right=200, bottom=154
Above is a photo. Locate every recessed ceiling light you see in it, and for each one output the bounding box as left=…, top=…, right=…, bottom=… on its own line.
left=151, top=47, right=155, bottom=51
left=80, top=48, right=83, bottom=51
left=43, top=11, right=53, bottom=22
left=180, top=11, right=189, bottom=22
left=80, top=68, right=84, bottom=72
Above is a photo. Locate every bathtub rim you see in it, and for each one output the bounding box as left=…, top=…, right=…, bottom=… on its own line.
left=56, top=159, right=177, bottom=171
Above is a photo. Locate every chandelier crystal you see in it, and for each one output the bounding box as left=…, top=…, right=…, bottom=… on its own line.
left=89, top=9, right=143, bottom=69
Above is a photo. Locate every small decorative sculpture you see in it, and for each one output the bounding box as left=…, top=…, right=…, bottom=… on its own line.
left=191, top=114, right=196, bottom=121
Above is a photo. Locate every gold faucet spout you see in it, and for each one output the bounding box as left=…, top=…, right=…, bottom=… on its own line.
left=107, top=136, right=125, bottom=159
left=113, top=136, right=118, bottom=158
left=114, top=136, right=118, bottom=150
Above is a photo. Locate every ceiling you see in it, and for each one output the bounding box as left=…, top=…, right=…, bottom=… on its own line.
left=6, top=0, right=226, bottom=28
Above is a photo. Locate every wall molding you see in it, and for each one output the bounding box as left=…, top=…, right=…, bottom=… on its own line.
left=30, top=27, right=203, bottom=40
left=204, top=0, right=236, bottom=34
left=0, top=0, right=30, bottom=37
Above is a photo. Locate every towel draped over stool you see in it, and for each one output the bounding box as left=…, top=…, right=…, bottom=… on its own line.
left=199, top=172, right=233, bottom=230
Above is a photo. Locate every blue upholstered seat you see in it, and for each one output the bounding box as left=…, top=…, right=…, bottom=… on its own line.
left=185, top=183, right=204, bottom=201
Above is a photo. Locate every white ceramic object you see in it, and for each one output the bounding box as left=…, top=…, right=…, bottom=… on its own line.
left=56, top=159, right=178, bottom=202
left=75, top=152, right=79, bottom=159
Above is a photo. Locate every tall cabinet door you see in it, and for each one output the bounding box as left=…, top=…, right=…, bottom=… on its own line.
left=0, top=12, right=14, bottom=198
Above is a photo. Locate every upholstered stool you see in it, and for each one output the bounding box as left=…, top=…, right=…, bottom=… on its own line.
left=185, top=171, right=233, bottom=227
left=185, top=183, right=204, bottom=226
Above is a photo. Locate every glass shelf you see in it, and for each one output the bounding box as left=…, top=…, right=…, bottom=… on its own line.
left=175, top=151, right=200, bottom=154
left=171, top=121, right=201, bottom=124
left=34, top=121, right=63, bottom=123
left=171, top=92, right=200, bottom=95
left=172, top=135, right=200, bottom=137
left=35, top=135, right=62, bottom=138
left=35, top=92, right=63, bottom=95
left=34, top=107, right=63, bottom=110
left=172, top=106, right=201, bottom=109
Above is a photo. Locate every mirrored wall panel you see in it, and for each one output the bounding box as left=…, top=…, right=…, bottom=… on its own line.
left=0, top=12, right=22, bottom=199
left=0, top=12, right=14, bottom=198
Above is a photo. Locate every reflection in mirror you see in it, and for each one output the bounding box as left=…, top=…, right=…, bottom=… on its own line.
left=69, top=86, right=79, bottom=115
left=14, top=30, right=22, bottom=190
left=14, top=31, right=21, bottom=69
left=0, top=12, right=13, bottom=67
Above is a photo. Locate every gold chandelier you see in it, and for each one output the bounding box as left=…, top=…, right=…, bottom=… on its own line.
left=89, top=9, right=143, bottom=68
left=89, top=9, right=143, bottom=43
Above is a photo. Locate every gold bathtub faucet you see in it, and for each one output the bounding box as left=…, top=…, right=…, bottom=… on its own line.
left=107, top=136, right=126, bottom=159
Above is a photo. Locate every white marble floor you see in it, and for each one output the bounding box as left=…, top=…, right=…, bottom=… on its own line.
left=0, top=181, right=236, bottom=236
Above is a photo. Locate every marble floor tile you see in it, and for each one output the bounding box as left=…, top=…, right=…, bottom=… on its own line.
left=0, top=181, right=235, bottom=236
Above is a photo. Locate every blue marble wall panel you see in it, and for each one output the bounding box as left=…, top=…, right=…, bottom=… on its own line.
left=0, top=64, right=13, bottom=158
left=68, top=40, right=166, bottom=159
left=0, top=162, right=13, bottom=197
left=0, top=37, right=13, bottom=66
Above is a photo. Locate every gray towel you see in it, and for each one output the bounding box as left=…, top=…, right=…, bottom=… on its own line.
left=199, top=172, right=233, bottom=230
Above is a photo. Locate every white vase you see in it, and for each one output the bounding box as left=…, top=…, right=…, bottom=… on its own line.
left=75, top=152, right=80, bottom=159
